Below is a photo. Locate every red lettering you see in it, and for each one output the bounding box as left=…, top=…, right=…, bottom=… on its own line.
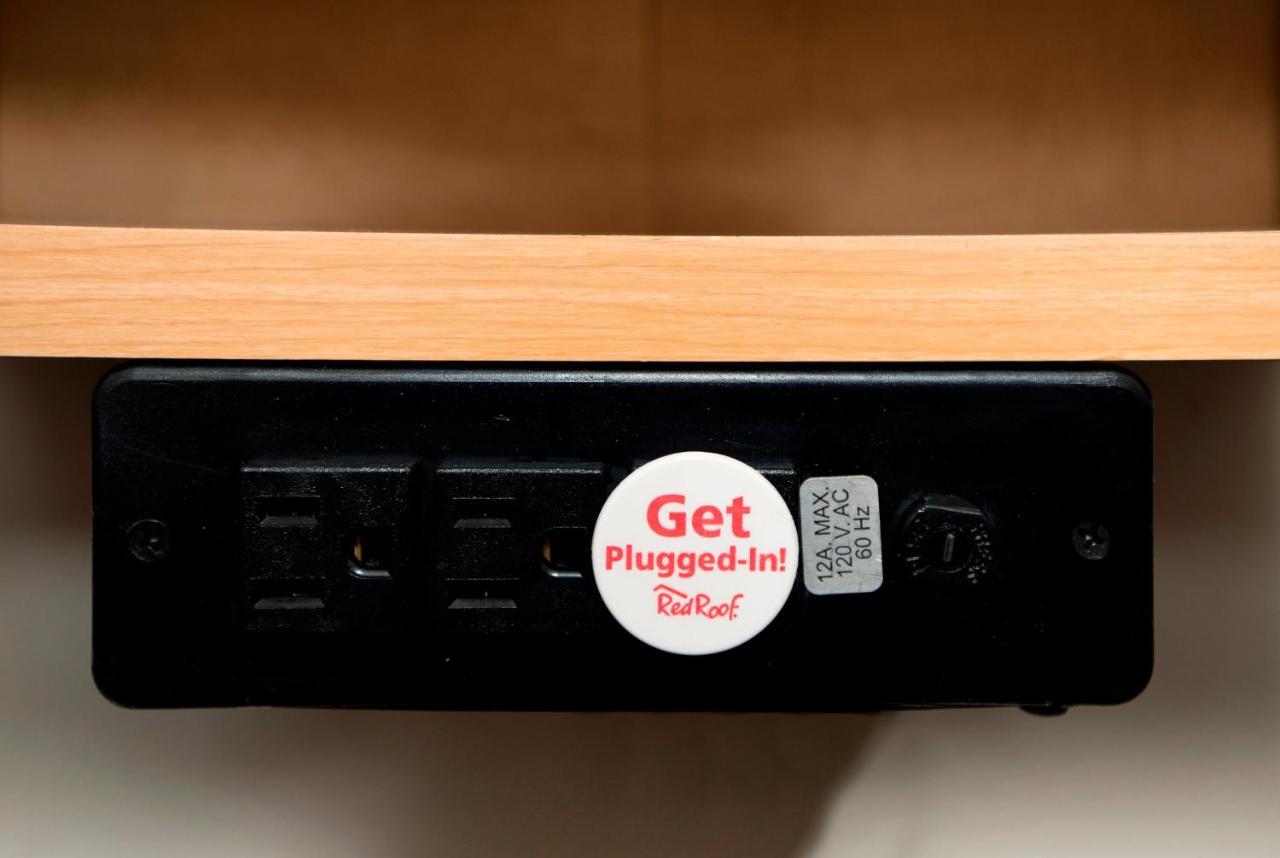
left=691, top=505, right=723, bottom=537
left=647, top=494, right=753, bottom=539
left=726, top=496, right=751, bottom=537
left=647, top=494, right=686, bottom=537
left=651, top=585, right=746, bottom=621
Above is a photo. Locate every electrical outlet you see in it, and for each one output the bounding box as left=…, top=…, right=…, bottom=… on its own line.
left=92, top=363, right=1152, bottom=712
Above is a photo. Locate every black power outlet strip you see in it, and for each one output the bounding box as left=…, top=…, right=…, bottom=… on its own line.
left=92, top=363, right=1152, bottom=712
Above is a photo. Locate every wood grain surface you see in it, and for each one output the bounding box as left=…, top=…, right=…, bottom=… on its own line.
left=1, top=224, right=1277, bottom=361
left=3, top=1, right=1275, bottom=235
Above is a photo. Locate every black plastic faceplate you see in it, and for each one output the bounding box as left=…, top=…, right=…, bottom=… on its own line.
left=92, top=364, right=1152, bottom=711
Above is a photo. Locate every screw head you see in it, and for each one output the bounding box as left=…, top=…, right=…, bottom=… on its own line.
left=127, top=519, right=170, bottom=563
left=898, top=495, right=995, bottom=585
left=1072, top=522, right=1110, bottom=561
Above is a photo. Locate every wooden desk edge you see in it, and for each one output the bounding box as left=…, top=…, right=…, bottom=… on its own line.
left=2, top=225, right=1277, bottom=361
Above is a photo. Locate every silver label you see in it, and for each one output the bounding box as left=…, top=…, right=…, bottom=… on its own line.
left=800, top=475, right=883, bottom=594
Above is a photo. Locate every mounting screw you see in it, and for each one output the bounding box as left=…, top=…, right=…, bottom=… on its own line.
left=898, top=495, right=995, bottom=585
left=1072, top=522, right=1110, bottom=561
left=127, top=519, right=170, bottom=563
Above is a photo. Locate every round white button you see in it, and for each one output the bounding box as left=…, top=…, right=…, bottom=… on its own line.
left=591, top=451, right=799, bottom=655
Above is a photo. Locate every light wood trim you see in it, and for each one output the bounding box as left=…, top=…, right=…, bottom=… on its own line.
left=1, top=225, right=1277, bottom=361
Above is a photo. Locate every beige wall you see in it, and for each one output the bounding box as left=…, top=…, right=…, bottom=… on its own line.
left=0, top=359, right=1277, bottom=857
